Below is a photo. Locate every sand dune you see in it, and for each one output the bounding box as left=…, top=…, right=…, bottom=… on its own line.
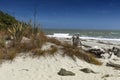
left=0, top=38, right=120, bottom=80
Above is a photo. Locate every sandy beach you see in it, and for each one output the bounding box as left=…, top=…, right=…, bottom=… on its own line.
left=1, top=0, right=120, bottom=80
left=0, top=37, right=120, bottom=80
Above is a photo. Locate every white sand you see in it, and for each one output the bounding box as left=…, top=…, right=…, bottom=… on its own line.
left=0, top=39, right=120, bottom=80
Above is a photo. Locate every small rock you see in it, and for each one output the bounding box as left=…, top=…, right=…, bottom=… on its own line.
left=80, top=68, right=97, bottom=73
left=58, top=68, right=75, bottom=76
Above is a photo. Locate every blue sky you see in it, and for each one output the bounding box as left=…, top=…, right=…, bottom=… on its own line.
left=0, top=0, right=120, bottom=30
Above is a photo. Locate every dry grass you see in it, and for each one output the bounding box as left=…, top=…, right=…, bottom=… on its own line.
left=0, top=48, right=17, bottom=61
left=0, top=31, right=5, bottom=38
left=30, top=45, right=58, bottom=57
left=47, top=37, right=61, bottom=45
left=47, top=45, right=58, bottom=55
left=6, top=48, right=17, bottom=61
left=31, top=49, right=46, bottom=57
left=0, top=49, right=4, bottom=60
left=16, top=43, right=35, bottom=52
left=0, top=39, right=5, bottom=48
left=62, top=42, right=102, bottom=65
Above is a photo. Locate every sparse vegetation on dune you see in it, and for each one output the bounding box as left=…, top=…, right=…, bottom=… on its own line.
left=62, top=42, right=102, bottom=65
left=47, top=37, right=61, bottom=45
left=0, top=10, right=101, bottom=65
left=47, top=45, right=58, bottom=55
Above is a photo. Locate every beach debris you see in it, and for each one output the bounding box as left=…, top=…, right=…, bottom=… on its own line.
left=106, top=61, right=120, bottom=68
left=88, top=48, right=105, bottom=58
left=101, top=47, right=120, bottom=59
left=58, top=68, right=75, bottom=76
left=101, top=74, right=112, bottom=78
left=101, top=52, right=112, bottom=59
left=80, top=68, right=97, bottom=74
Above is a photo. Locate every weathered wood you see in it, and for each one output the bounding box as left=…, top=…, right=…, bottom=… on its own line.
left=106, top=62, right=120, bottom=68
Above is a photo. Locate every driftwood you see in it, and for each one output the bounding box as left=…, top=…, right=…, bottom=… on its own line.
left=106, top=62, right=120, bottom=68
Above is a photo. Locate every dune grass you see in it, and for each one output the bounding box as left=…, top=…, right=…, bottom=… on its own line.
left=0, top=48, right=17, bottom=61
left=31, top=45, right=58, bottom=57
left=5, top=48, right=17, bottom=61
left=31, top=49, right=46, bottom=57
left=47, top=37, right=61, bottom=45
left=62, top=42, right=102, bottom=65
left=47, top=45, right=58, bottom=55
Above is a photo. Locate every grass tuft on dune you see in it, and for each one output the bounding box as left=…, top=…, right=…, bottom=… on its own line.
left=62, top=42, right=102, bottom=65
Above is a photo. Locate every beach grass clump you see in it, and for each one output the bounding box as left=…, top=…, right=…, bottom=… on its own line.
left=0, top=49, right=4, bottom=61
left=6, top=48, right=17, bottom=61
left=31, top=49, right=46, bottom=57
left=0, top=30, right=6, bottom=38
left=6, top=23, right=47, bottom=51
left=62, top=42, right=102, bottom=65
left=77, top=50, right=102, bottom=65
left=16, top=43, right=34, bottom=52
left=47, top=37, right=61, bottom=45
left=0, top=22, right=48, bottom=61
left=47, top=45, right=58, bottom=55
left=62, top=42, right=77, bottom=60
left=0, top=48, right=17, bottom=61
left=30, top=45, right=58, bottom=57
left=8, top=23, right=25, bottom=47
left=0, top=38, right=5, bottom=48
left=29, top=27, right=47, bottom=49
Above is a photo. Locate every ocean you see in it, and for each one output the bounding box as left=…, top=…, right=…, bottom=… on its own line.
left=43, top=29, right=120, bottom=39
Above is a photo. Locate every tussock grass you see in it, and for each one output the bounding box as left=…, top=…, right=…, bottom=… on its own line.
left=8, top=23, right=25, bottom=43
left=62, top=42, right=102, bottom=65
left=0, top=22, right=48, bottom=61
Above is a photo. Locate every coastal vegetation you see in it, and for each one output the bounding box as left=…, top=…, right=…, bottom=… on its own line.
left=0, top=10, right=101, bottom=65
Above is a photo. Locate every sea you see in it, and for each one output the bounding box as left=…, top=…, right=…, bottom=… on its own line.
left=43, top=29, right=120, bottom=41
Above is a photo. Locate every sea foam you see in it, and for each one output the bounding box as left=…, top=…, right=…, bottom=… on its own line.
left=47, top=33, right=120, bottom=41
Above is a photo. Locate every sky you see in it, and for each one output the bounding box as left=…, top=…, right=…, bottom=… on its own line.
left=0, top=0, right=120, bottom=30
